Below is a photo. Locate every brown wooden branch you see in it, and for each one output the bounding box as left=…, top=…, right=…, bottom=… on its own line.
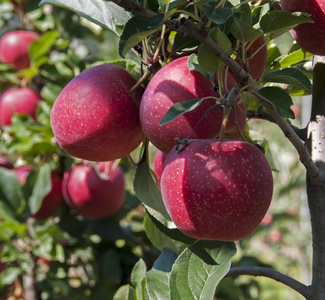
left=226, top=267, right=311, bottom=299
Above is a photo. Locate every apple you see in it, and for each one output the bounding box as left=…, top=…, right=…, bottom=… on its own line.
left=269, top=229, right=282, bottom=242
left=160, top=139, right=273, bottom=241
left=153, top=149, right=168, bottom=184
left=0, top=30, right=39, bottom=69
left=62, top=161, right=125, bottom=220
left=140, top=56, right=246, bottom=154
left=50, top=64, right=144, bottom=162
left=280, top=0, right=325, bottom=56
left=0, top=87, right=41, bottom=127
left=232, top=36, right=268, bottom=81
left=14, top=165, right=63, bottom=220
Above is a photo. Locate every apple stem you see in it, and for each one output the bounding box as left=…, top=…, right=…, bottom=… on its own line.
left=129, top=69, right=151, bottom=99
left=218, top=105, right=231, bottom=142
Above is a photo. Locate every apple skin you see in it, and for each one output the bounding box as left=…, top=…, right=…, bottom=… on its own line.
left=280, top=0, right=325, bottom=56
left=140, top=56, right=246, bottom=154
left=50, top=64, right=144, bottom=162
left=160, top=139, right=273, bottom=241
left=0, top=30, right=39, bottom=69
left=62, top=162, right=125, bottom=220
left=153, top=149, right=168, bottom=184
left=0, top=87, right=41, bottom=127
left=232, top=36, right=268, bottom=81
left=14, top=165, right=63, bottom=220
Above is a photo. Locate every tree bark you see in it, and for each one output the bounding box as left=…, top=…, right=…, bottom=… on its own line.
left=306, top=56, right=325, bottom=300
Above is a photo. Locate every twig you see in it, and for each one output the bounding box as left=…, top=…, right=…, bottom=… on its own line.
left=226, top=267, right=311, bottom=298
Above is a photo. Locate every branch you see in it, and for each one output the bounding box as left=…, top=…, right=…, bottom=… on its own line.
left=226, top=267, right=311, bottom=298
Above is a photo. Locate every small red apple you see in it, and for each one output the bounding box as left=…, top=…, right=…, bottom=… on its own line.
left=280, top=0, right=325, bottom=56
left=160, top=139, right=273, bottom=241
left=50, top=64, right=144, bottom=162
left=62, top=162, right=125, bottom=220
left=261, top=213, right=273, bottom=226
left=269, top=229, right=282, bottom=242
left=0, top=87, right=41, bottom=127
left=232, top=36, right=268, bottom=81
left=14, top=165, right=63, bottom=220
left=0, top=30, right=39, bottom=69
left=140, top=56, right=246, bottom=154
left=153, top=149, right=168, bottom=184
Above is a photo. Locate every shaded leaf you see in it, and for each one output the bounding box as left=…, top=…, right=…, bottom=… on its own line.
left=255, top=86, right=295, bottom=118
left=230, top=17, right=262, bottom=43
left=202, top=3, right=234, bottom=25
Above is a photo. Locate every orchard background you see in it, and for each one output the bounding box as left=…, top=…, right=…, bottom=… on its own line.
left=0, top=0, right=324, bottom=300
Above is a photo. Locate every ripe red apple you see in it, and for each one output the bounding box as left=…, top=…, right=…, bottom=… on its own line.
left=0, top=87, right=41, bottom=127
left=140, top=56, right=246, bottom=154
left=232, top=36, right=268, bottom=81
left=62, top=162, right=125, bottom=220
left=160, top=139, right=273, bottom=241
left=280, top=0, right=325, bottom=56
left=269, top=229, right=282, bottom=242
left=50, top=64, right=144, bottom=162
left=0, top=30, right=39, bottom=69
left=14, top=165, right=63, bottom=220
left=153, top=149, right=168, bottom=184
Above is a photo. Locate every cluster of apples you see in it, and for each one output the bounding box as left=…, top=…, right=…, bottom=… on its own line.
left=0, top=30, right=126, bottom=221
left=49, top=33, right=276, bottom=241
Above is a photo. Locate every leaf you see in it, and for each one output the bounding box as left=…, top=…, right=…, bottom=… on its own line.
left=134, top=159, right=173, bottom=226
left=29, top=30, right=59, bottom=61
left=25, top=163, right=52, bottom=215
left=271, top=49, right=313, bottom=70
left=145, top=248, right=178, bottom=300
left=255, top=86, right=295, bottom=119
left=113, top=285, right=136, bottom=300
left=0, top=267, right=22, bottom=285
left=169, top=240, right=236, bottom=300
left=202, top=3, right=234, bottom=25
left=131, top=259, right=146, bottom=300
left=144, top=214, right=179, bottom=252
left=230, top=17, right=262, bottom=43
left=119, top=14, right=165, bottom=58
left=262, top=68, right=312, bottom=93
left=39, top=0, right=132, bottom=36
left=159, top=99, right=203, bottom=126
left=260, top=11, right=314, bottom=39
left=0, top=168, right=23, bottom=214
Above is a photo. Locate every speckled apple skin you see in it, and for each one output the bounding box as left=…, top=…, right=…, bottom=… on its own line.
left=50, top=64, right=144, bottom=161
left=0, top=30, right=39, bottom=69
left=280, top=0, right=325, bottom=56
left=160, top=139, right=273, bottom=241
left=140, top=56, right=246, bottom=154
left=62, top=162, right=125, bottom=220
left=153, top=149, right=168, bottom=185
left=0, top=88, right=40, bottom=127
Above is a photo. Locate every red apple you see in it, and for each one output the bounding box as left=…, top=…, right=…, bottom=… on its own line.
left=0, top=30, right=39, bottom=69
left=269, top=229, right=282, bottom=242
left=160, top=139, right=273, bottom=241
left=280, top=0, right=325, bottom=56
left=62, top=161, right=125, bottom=220
left=14, top=165, right=63, bottom=220
left=153, top=149, right=168, bottom=184
left=140, top=56, right=246, bottom=154
left=0, top=87, right=41, bottom=127
left=50, top=64, right=144, bottom=162
left=232, top=36, right=268, bottom=81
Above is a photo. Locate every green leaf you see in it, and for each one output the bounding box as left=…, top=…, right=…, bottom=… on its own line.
left=39, top=0, right=132, bottom=36
left=0, top=267, right=22, bottom=285
left=262, top=68, right=312, bottom=93
left=29, top=30, right=59, bottom=61
left=202, top=2, right=234, bottom=25
left=272, top=49, right=313, bottom=70
left=134, top=159, right=173, bottom=226
left=131, top=259, right=146, bottom=300
left=159, top=99, right=203, bottom=126
left=114, top=285, right=136, bottom=300
left=170, top=240, right=236, bottom=300
left=25, top=163, right=52, bottom=215
left=144, top=214, right=179, bottom=252
left=255, top=86, right=295, bottom=119
left=198, top=27, right=232, bottom=72
left=119, top=14, right=165, bottom=58
left=230, top=17, right=262, bottom=43
left=145, top=248, right=178, bottom=300
left=0, top=168, right=23, bottom=213
left=260, top=11, right=314, bottom=39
